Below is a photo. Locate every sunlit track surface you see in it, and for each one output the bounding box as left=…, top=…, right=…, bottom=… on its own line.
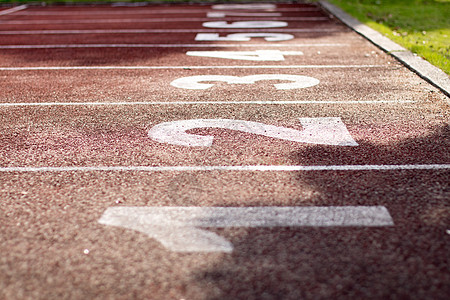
left=0, top=2, right=448, bottom=299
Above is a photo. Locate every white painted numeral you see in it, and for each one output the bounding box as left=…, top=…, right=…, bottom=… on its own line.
left=212, top=3, right=277, bottom=10
left=170, top=74, right=319, bottom=90
left=195, top=33, right=294, bottom=42
left=207, top=11, right=281, bottom=18
left=98, top=206, right=393, bottom=253
left=148, top=117, right=358, bottom=147
left=186, top=50, right=303, bottom=61
left=203, top=21, right=287, bottom=29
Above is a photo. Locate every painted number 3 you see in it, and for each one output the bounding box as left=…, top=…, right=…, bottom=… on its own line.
left=170, top=74, right=320, bottom=90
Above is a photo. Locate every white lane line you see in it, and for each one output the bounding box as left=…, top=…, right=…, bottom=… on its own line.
left=0, top=5, right=28, bottom=16
left=1, top=164, right=448, bottom=172
left=98, top=206, right=394, bottom=252
left=0, top=28, right=341, bottom=35
left=0, top=17, right=329, bottom=25
left=0, top=65, right=385, bottom=71
left=0, top=100, right=414, bottom=107
left=0, top=43, right=345, bottom=49
left=14, top=8, right=320, bottom=15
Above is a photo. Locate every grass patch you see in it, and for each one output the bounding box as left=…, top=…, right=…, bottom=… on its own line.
left=326, top=0, right=450, bottom=74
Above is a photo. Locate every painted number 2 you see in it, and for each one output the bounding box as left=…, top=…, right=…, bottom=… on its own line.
left=148, top=118, right=358, bottom=147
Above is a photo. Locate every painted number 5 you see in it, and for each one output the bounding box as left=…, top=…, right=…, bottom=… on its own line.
left=170, top=74, right=320, bottom=90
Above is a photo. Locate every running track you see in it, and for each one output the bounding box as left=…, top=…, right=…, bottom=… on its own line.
left=0, top=2, right=449, bottom=299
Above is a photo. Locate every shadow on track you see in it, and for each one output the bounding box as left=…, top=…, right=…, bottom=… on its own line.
left=188, top=124, right=449, bottom=299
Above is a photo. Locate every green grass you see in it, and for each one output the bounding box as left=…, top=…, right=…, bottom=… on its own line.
left=1, top=0, right=449, bottom=74
left=326, top=0, right=450, bottom=74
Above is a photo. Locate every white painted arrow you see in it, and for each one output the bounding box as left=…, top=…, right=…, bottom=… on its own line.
left=98, top=206, right=394, bottom=253
left=148, top=117, right=358, bottom=147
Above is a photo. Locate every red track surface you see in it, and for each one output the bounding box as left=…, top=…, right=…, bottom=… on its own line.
left=0, top=2, right=449, bottom=299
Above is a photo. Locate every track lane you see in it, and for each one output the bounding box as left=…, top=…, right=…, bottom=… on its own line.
left=0, top=2, right=449, bottom=299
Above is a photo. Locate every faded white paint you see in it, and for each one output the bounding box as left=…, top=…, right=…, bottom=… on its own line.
left=0, top=65, right=385, bottom=71
left=195, top=33, right=294, bottom=41
left=1, top=18, right=324, bottom=25
left=170, top=74, right=319, bottom=90
left=0, top=44, right=333, bottom=49
left=98, top=206, right=394, bottom=252
left=14, top=8, right=319, bottom=16
left=207, top=11, right=282, bottom=18
left=202, top=21, right=287, bottom=29
left=212, top=3, right=277, bottom=10
left=0, top=100, right=414, bottom=107
left=185, top=50, right=303, bottom=61
left=0, top=28, right=339, bottom=35
left=147, top=117, right=358, bottom=147
left=1, top=164, right=448, bottom=172
left=0, top=5, right=28, bottom=16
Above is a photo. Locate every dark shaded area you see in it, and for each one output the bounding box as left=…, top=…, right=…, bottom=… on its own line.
left=190, top=124, right=449, bottom=299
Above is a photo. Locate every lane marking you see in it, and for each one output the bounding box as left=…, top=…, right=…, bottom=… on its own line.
left=0, top=5, right=28, bottom=16
left=0, top=28, right=342, bottom=35
left=0, top=100, right=415, bottom=107
left=0, top=43, right=346, bottom=49
left=170, top=74, right=320, bottom=90
left=0, top=65, right=386, bottom=71
left=0, top=17, right=328, bottom=25
left=98, top=206, right=394, bottom=252
left=148, top=118, right=358, bottom=147
left=1, top=164, right=448, bottom=173
left=13, top=8, right=321, bottom=15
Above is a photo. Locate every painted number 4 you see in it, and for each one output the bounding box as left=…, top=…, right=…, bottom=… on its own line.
left=186, top=50, right=303, bottom=61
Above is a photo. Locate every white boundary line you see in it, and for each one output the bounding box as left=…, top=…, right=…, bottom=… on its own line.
left=14, top=8, right=321, bottom=15
left=1, top=164, right=448, bottom=172
left=0, top=28, right=342, bottom=35
left=0, top=100, right=415, bottom=107
left=0, top=17, right=329, bottom=25
left=0, top=5, right=27, bottom=16
left=0, top=65, right=386, bottom=71
left=0, top=43, right=346, bottom=49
